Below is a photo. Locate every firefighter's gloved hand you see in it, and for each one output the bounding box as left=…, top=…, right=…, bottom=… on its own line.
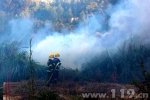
left=59, top=62, right=61, bottom=66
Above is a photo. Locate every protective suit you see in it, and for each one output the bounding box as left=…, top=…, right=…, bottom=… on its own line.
left=52, top=52, right=61, bottom=84
left=46, top=53, right=55, bottom=87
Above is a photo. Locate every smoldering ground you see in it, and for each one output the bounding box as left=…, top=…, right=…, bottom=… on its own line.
left=1, top=0, right=150, bottom=69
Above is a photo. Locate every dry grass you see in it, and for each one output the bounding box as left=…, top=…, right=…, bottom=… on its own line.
left=3, top=80, right=148, bottom=100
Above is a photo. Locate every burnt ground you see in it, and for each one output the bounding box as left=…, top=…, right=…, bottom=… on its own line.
left=4, top=80, right=141, bottom=100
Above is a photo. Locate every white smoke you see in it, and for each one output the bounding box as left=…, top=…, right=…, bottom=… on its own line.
left=2, top=0, right=150, bottom=69
left=32, top=32, right=100, bottom=68
left=0, top=18, right=33, bottom=45
left=32, top=0, right=150, bottom=69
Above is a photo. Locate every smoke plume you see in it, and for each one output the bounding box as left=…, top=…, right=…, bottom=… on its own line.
left=2, top=0, right=150, bottom=69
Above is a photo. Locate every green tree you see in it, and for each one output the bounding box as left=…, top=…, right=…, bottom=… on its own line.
left=33, top=3, right=51, bottom=22
left=68, top=7, right=73, bottom=19
left=86, top=1, right=98, bottom=13
left=79, top=11, right=85, bottom=20
left=0, top=11, right=7, bottom=34
left=56, top=4, right=64, bottom=22
left=50, top=6, right=58, bottom=22
left=0, top=0, right=31, bottom=18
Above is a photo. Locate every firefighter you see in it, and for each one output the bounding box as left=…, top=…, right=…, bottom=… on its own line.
left=53, top=52, right=61, bottom=84
left=46, top=53, right=55, bottom=87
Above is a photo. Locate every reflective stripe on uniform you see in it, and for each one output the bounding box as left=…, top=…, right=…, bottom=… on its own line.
left=47, top=69, right=53, bottom=72
left=49, top=65, right=53, bottom=67
left=56, top=62, right=61, bottom=67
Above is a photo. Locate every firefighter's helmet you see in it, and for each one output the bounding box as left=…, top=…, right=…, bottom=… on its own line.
left=49, top=53, right=54, bottom=58
left=55, top=52, right=60, bottom=57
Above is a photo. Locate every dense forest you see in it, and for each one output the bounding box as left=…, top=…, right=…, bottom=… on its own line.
left=0, top=0, right=119, bottom=33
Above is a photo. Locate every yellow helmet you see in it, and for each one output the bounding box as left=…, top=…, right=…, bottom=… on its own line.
left=49, top=53, right=54, bottom=58
left=55, top=52, right=60, bottom=57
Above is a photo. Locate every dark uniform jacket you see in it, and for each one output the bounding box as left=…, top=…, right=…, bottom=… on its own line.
left=47, top=58, right=55, bottom=72
left=53, top=58, right=61, bottom=71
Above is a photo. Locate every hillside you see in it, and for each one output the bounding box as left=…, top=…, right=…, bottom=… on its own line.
left=0, top=0, right=150, bottom=99
left=0, top=0, right=115, bottom=33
